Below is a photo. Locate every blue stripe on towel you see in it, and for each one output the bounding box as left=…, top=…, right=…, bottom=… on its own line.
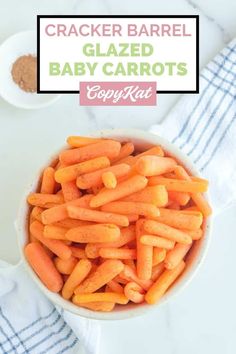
left=0, top=324, right=17, bottom=354
left=201, top=74, right=234, bottom=98
left=38, top=328, right=75, bottom=354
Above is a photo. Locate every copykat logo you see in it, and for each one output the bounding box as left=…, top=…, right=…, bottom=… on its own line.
left=37, top=15, right=199, bottom=106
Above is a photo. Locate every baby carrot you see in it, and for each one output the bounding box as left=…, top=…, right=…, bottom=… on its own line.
left=25, top=242, right=63, bottom=292
left=74, top=301, right=115, bottom=312
left=101, top=201, right=159, bottom=218
left=164, top=243, right=191, bottom=269
left=90, top=175, right=148, bottom=208
left=31, top=206, right=43, bottom=222
left=107, top=280, right=124, bottom=294
left=66, top=224, right=120, bottom=243
left=145, top=261, right=185, bottom=304
left=120, top=265, right=153, bottom=291
left=53, top=218, right=92, bottom=229
left=41, top=194, right=93, bottom=225
left=102, top=171, right=117, bottom=189
left=67, top=205, right=129, bottom=227
left=30, top=220, right=72, bottom=260
left=99, top=248, right=136, bottom=260
left=135, top=156, right=177, bottom=176
left=67, top=136, right=102, bottom=148
left=136, top=219, right=153, bottom=281
left=76, top=163, right=130, bottom=189
left=70, top=246, right=87, bottom=259
left=174, top=166, right=212, bottom=217
left=61, top=181, right=81, bottom=202
left=54, top=256, right=78, bottom=275
left=27, top=193, right=64, bottom=208
left=140, top=235, right=175, bottom=250
left=154, top=208, right=203, bottom=230
left=152, top=248, right=167, bottom=266
left=151, top=262, right=165, bottom=282
left=143, top=220, right=192, bottom=244
left=124, top=282, right=145, bottom=303
left=133, top=146, right=165, bottom=161
left=73, top=292, right=128, bottom=305
left=127, top=214, right=139, bottom=222
left=74, top=259, right=124, bottom=294
left=62, top=259, right=92, bottom=300
left=148, top=177, right=208, bottom=193
left=40, top=167, right=55, bottom=194
left=122, top=185, right=168, bottom=207
left=60, top=140, right=121, bottom=165
left=111, top=142, right=134, bottom=163
left=182, top=228, right=203, bottom=240
left=168, top=191, right=190, bottom=206
left=123, top=259, right=136, bottom=271
left=43, top=225, right=67, bottom=240
left=55, top=156, right=110, bottom=183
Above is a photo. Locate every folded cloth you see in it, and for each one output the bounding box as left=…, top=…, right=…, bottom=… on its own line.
left=151, top=38, right=236, bottom=213
left=0, top=260, right=100, bottom=354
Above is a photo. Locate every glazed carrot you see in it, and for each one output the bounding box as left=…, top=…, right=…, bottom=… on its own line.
left=62, top=259, right=92, bottom=300
left=73, top=292, right=128, bottom=305
left=145, top=261, right=185, bottom=304
left=152, top=248, right=167, bottom=266
left=55, top=156, right=110, bottom=183
left=123, top=259, right=136, bottom=271
left=74, top=301, right=115, bottom=312
left=40, top=167, right=55, bottom=194
left=143, top=220, right=192, bottom=244
left=114, top=275, right=129, bottom=285
left=60, top=140, right=121, bottom=165
left=135, top=156, right=177, bottom=176
left=120, top=265, right=153, bottom=291
left=90, top=175, right=148, bottom=208
left=122, top=185, right=168, bottom=207
left=27, top=193, right=64, bottom=207
left=127, top=214, right=139, bottom=222
left=31, top=206, right=43, bottom=222
left=168, top=191, right=190, bottom=206
left=74, top=259, right=124, bottom=294
left=54, top=256, right=78, bottom=275
left=151, top=262, right=165, bottom=281
left=140, top=235, right=175, bottom=250
left=25, top=242, right=63, bottom=292
left=134, top=146, right=165, bottom=160
left=111, top=142, right=134, bottom=163
left=30, top=221, right=72, bottom=260
left=114, top=155, right=135, bottom=166
left=107, top=280, right=124, bottom=294
left=76, top=163, right=130, bottom=189
left=136, top=219, right=153, bottom=281
left=101, top=201, right=159, bottom=218
left=85, top=226, right=135, bottom=258
left=67, top=205, right=129, bottom=227
left=53, top=218, right=92, bottom=229
left=165, top=243, right=191, bottom=269
left=148, top=177, right=208, bottom=193
left=174, top=166, right=212, bottom=217
left=44, top=225, right=67, bottom=240
left=41, top=194, right=93, bottom=225
left=168, top=201, right=180, bottom=210
left=99, top=248, right=136, bottom=260
left=67, top=136, right=102, bottom=148
left=61, top=181, right=81, bottom=202
left=124, top=282, right=145, bottom=303
left=102, top=171, right=117, bottom=189
left=66, top=224, right=120, bottom=243
left=70, top=246, right=87, bottom=259
left=154, top=208, right=203, bottom=230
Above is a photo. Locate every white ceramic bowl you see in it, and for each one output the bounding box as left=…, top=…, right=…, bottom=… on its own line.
left=15, top=129, right=212, bottom=320
left=0, top=30, right=60, bottom=109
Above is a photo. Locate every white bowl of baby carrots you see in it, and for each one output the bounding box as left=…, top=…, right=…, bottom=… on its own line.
left=16, top=129, right=212, bottom=320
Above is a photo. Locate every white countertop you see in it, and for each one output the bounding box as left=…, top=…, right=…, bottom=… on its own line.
left=0, top=1, right=236, bottom=354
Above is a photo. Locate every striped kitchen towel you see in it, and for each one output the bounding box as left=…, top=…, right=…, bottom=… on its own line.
left=0, top=260, right=100, bottom=354
left=151, top=38, right=236, bottom=213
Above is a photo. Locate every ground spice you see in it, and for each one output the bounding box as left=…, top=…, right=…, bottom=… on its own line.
left=11, top=54, right=37, bottom=92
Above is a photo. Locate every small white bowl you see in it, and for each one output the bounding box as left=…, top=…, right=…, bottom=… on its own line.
left=15, top=129, right=212, bottom=320
left=0, top=30, right=60, bottom=109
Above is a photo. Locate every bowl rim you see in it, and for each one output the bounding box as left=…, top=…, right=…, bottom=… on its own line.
left=15, top=128, right=212, bottom=320
left=0, top=30, right=61, bottom=109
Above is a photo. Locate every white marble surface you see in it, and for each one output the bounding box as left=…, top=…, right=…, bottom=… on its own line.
left=0, top=1, right=236, bottom=353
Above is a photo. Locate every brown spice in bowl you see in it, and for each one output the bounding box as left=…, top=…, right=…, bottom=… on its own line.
left=11, top=54, right=37, bottom=92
